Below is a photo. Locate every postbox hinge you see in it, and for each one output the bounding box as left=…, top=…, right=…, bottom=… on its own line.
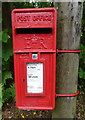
left=55, top=90, right=79, bottom=97
left=56, top=49, right=82, bottom=53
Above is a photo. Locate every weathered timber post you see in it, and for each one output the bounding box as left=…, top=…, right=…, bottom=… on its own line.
left=52, top=2, right=83, bottom=118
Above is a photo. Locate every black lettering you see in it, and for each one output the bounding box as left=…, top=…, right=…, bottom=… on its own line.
left=29, top=76, right=31, bottom=78
left=32, top=76, right=38, bottom=78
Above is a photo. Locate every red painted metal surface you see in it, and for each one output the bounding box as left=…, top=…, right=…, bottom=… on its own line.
left=56, top=90, right=79, bottom=97
left=12, top=8, right=57, bottom=110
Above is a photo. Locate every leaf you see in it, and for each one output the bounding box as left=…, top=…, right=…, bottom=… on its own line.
left=79, top=44, right=85, bottom=61
left=2, top=29, right=10, bottom=43
left=0, top=17, right=2, bottom=24
left=2, top=83, right=15, bottom=103
left=2, top=88, right=10, bottom=102
left=0, top=101, right=2, bottom=109
left=0, top=52, right=2, bottom=60
left=0, top=31, right=2, bottom=41
left=2, top=39, right=13, bottom=61
left=2, top=71, right=13, bottom=85
left=0, top=115, right=2, bottom=120
left=0, top=83, right=2, bottom=99
left=0, top=83, right=2, bottom=109
left=8, top=83, right=15, bottom=99
left=79, top=68, right=85, bottom=79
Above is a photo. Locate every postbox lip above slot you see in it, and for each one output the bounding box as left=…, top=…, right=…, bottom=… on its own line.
left=15, top=25, right=53, bottom=29
left=12, top=7, right=56, bottom=13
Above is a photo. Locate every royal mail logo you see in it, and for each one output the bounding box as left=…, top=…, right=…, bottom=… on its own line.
left=24, top=35, right=47, bottom=49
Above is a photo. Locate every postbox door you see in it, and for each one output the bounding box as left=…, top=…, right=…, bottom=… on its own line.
left=14, top=52, right=56, bottom=110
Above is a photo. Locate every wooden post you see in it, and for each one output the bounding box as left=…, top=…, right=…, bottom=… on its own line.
left=52, top=2, right=83, bottom=118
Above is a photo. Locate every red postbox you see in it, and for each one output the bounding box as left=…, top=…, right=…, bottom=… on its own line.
left=12, top=8, right=57, bottom=110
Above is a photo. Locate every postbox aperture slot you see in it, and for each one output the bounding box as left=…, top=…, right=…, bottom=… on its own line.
left=26, top=62, right=43, bottom=94
left=16, top=28, right=52, bottom=34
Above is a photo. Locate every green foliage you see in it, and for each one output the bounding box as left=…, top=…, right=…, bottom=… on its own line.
left=13, top=2, right=35, bottom=8
left=0, top=9, right=2, bottom=120
left=3, top=83, right=15, bottom=102
left=80, top=44, right=85, bottom=61
left=79, top=44, right=85, bottom=79
left=13, top=2, right=54, bottom=9
left=81, top=2, right=85, bottom=45
left=3, top=41, right=12, bottom=62
left=78, top=44, right=85, bottom=90
left=9, top=83, right=15, bottom=99
left=2, top=71, right=13, bottom=85
left=0, top=115, right=2, bottom=120
left=0, top=31, right=2, bottom=41
left=78, top=2, right=85, bottom=91
left=2, top=28, right=15, bottom=103
left=79, top=68, right=85, bottom=79
left=2, top=29, right=10, bottom=43
left=35, top=2, right=54, bottom=8
left=0, top=83, right=2, bottom=108
left=0, top=83, right=2, bottom=120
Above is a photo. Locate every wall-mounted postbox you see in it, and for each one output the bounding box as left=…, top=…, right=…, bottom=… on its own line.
left=12, top=8, right=57, bottom=110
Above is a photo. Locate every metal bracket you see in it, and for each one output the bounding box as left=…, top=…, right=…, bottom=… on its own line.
left=55, top=90, right=79, bottom=97
left=56, top=49, right=82, bottom=53
left=55, top=50, right=81, bottom=98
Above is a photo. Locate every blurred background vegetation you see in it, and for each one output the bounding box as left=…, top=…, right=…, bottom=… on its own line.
left=1, top=2, right=85, bottom=118
left=78, top=1, right=85, bottom=91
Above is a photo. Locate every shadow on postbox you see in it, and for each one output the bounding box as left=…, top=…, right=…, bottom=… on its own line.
left=12, top=8, right=57, bottom=110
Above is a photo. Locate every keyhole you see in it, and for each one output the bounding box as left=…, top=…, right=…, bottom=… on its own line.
left=23, top=79, right=25, bottom=82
